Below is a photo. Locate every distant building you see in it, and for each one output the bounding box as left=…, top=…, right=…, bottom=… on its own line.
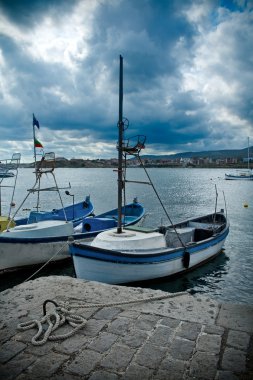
left=225, top=157, right=238, bottom=164
left=243, top=157, right=253, bottom=163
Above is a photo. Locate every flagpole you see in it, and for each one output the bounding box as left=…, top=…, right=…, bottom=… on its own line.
left=32, top=114, right=37, bottom=172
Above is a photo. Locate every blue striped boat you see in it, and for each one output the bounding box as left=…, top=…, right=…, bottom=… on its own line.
left=70, top=210, right=229, bottom=284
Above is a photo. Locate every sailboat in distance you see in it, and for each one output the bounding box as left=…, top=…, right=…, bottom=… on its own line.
left=70, top=55, right=229, bottom=285
left=225, top=137, right=253, bottom=180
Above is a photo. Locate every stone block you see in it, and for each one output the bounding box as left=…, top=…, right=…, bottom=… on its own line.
left=160, top=357, right=186, bottom=373
left=189, top=351, right=219, bottom=379
left=148, top=325, right=174, bottom=347
left=93, top=307, right=122, bottom=320
left=197, top=333, right=222, bottom=354
left=120, top=328, right=148, bottom=348
left=226, top=330, right=250, bottom=351
left=80, top=318, right=107, bottom=337
left=54, top=333, right=90, bottom=354
left=169, top=337, right=195, bottom=360
left=100, top=344, right=135, bottom=371
left=203, top=324, right=225, bottom=335
left=0, top=352, right=36, bottom=380
left=154, top=369, right=185, bottom=380
left=118, top=310, right=141, bottom=319
left=217, top=304, right=253, bottom=333
left=0, top=340, right=26, bottom=363
left=65, top=349, right=102, bottom=376
left=106, top=317, right=132, bottom=336
left=215, top=370, right=240, bottom=379
left=134, top=343, right=167, bottom=369
left=89, top=370, right=120, bottom=380
left=122, top=363, right=154, bottom=379
left=159, top=317, right=180, bottom=329
left=134, top=313, right=160, bottom=331
left=221, top=347, right=246, bottom=372
left=25, top=351, right=69, bottom=377
left=87, top=332, right=118, bottom=353
left=176, top=321, right=202, bottom=341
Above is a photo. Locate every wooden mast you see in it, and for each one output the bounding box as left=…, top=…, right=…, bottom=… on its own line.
left=117, top=55, right=123, bottom=233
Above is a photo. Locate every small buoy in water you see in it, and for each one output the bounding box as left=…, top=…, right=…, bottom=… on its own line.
left=243, top=203, right=248, bottom=208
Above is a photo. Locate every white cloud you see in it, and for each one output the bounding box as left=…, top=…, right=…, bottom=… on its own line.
left=181, top=3, right=253, bottom=145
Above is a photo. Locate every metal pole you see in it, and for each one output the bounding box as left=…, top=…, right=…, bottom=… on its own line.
left=247, top=136, right=250, bottom=170
left=32, top=114, right=37, bottom=172
left=117, top=55, right=123, bottom=234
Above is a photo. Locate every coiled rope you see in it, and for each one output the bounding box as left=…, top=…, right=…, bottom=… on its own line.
left=17, top=291, right=187, bottom=346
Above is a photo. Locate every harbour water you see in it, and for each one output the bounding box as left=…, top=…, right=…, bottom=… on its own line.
left=0, top=167, right=252, bottom=305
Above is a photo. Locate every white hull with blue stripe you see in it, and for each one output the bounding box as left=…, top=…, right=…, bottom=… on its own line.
left=225, top=171, right=253, bottom=180
left=0, top=201, right=144, bottom=272
left=70, top=210, right=229, bottom=284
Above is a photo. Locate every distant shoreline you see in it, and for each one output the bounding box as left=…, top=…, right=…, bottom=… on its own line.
left=20, top=161, right=252, bottom=170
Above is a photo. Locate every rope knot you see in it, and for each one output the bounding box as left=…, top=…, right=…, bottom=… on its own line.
left=17, top=298, right=87, bottom=346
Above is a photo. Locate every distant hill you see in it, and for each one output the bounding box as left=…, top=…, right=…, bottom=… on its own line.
left=139, top=146, right=253, bottom=160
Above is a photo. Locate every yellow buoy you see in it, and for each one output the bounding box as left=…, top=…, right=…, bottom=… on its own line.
left=243, top=203, right=249, bottom=208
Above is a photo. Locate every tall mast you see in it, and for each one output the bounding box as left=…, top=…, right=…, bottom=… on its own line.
left=117, top=55, right=123, bottom=233
left=32, top=115, right=37, bottom=172
left=247, top=136, right=250, bottom=170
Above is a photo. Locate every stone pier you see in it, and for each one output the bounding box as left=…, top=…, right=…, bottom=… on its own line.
left=0, top=276, right=252, bottom=379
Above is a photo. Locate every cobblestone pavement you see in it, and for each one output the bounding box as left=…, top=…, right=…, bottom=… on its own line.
left=0, top=276, right=252, bottom=380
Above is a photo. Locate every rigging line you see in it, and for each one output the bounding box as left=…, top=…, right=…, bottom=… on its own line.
left=51, top=171, right=67, bottom=222
left=22, top=241, right=69, bottom=283
left=213, top=184, right=218, bottom=224
left=36, top=172, right=41, bottom=212
left=136, top=154, right=186, bottom=248
left=8, top=159, right=20, bottom=219
left=222, top=190, right=228, bottom=221
left=6, top=174, right=41, bottom=229
left=122, top=153, right=127, bottom=224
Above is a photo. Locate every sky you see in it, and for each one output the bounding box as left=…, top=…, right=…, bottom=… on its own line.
left=0, top=0, right=253, bottom=162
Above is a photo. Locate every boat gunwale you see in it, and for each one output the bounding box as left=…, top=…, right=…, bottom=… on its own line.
left=70, top=223, right=229, bottom=264
left=0, top=204, right=145, bottom=244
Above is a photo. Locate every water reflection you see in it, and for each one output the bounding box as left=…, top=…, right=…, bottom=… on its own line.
left=133, top=251, right=230, bottom=300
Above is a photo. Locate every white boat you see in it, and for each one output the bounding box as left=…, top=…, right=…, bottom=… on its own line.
left=0, top=200, right=144, bottom=272
left=0, top=220, right=74, bottom=271
left=71, top=213, right=229, bottom=284
left=225, top=169, right=253, bottom=180
left=70, top=55, right=230, bottom=285
left=0, top=148, right=144, bottom=272
left=225, top=138, right=253, bottom=180
left=0, top=171, right=15, bottom=178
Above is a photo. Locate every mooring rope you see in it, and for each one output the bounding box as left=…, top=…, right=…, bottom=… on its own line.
left=23, top=241, right=70, bottom=283
left=17, top=291, right=188, bottom=345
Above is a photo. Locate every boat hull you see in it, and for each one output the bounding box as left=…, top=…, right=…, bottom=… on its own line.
left=0, top=202, right=144, bottom=272
left=15, top=196, right=94, bottom=226
left=0, top=239, right=70, bottom=272
left=0, top=172, right=15, bottom=178
left=72, top=233, right=228, bottom=284
left=225, top=173, right=253, bottom=180
left=70, top=213, right=229, bottom=284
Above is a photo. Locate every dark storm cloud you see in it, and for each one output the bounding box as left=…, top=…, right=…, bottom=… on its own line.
left=0, top=0, right=78, bottom=26
left=0, top=0, right=252, bottom=161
